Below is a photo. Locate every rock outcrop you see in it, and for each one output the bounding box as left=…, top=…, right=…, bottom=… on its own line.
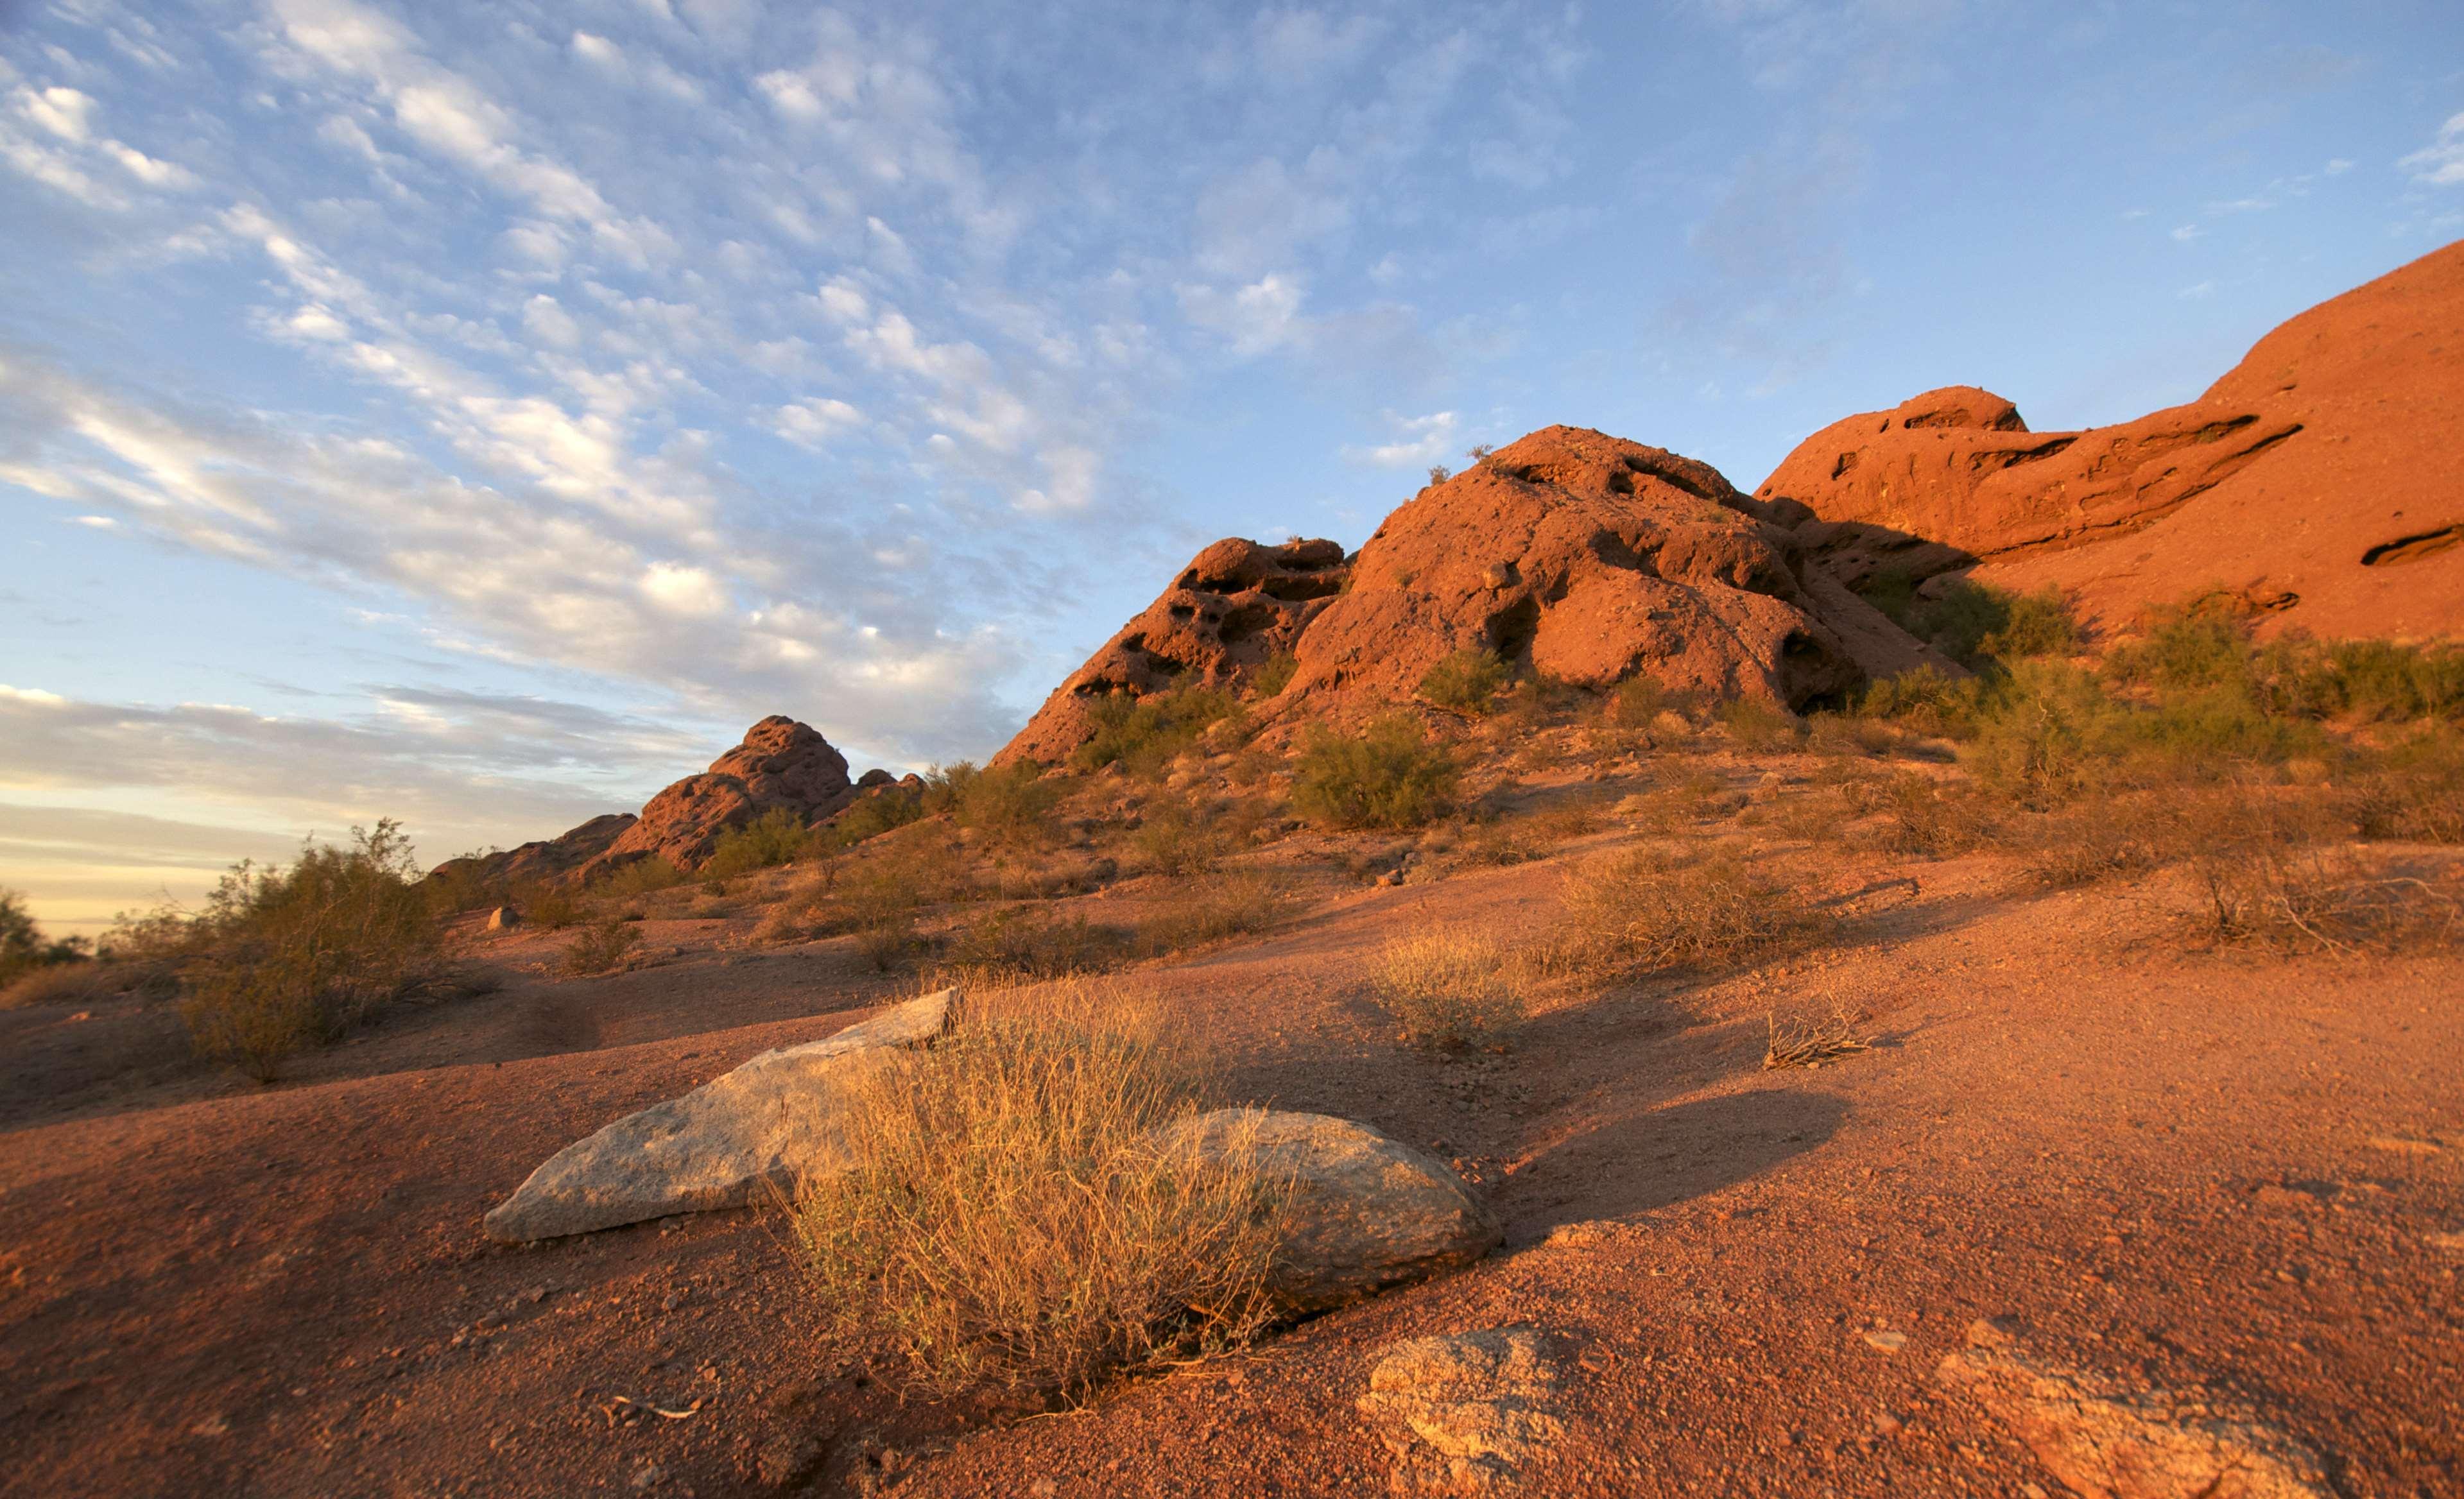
left=483, top=989, right=960, bottom=1242
left=1358, top=1330, right=1567, bottom=1496
left=1000, top=537, right=1349, bottom=765
left=1153, top=1108, right=1503, bottom=1310
left=426, top=812, right=637, bottom=894
left=1001, top=429, right=1951, bottom=764
left=1936, top=1321, right=2331, bottom=1499
left=581, top=715, right=856, bottom=882
left=1757, top=239, right=2464, bottom=640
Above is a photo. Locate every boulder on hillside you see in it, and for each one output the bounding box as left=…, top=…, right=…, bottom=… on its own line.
left=1279, top=427, right=1946, bottom=717
left=1757, top=239, right=2464, bottom=641
left=482, top=988, right=960, bottom=1242
left=581, top=715, right=856, bottom=882
left=1152, top=1108, right=1502, bottom=1311
left=1000, top=536, right=1350, bottom=766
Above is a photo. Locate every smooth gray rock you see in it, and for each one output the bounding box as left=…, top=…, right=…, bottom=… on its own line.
left=1151, top=1108, right=1501, bottom=1310
left=482, top=988, right=960, bottom=1242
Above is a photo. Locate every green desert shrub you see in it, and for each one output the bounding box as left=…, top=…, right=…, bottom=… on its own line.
left=1130, top=800, right=1235, bottom=877
left=171, top=821, right=445, bottom=1081
left=562, top=919, right=640, bottom=976
left=1417, top=648, right=1510, bottom=717
left=1250, top=651, right=1299, bottom=699
left=702, top=807, right=820, bottom=877
left=1289, top=715, right=1459, bottom=830
left=1719, top=696, right=1803, bottom=751
left=791, top=981, right=1286, bottom=1403
left=829, top=785, right=927, bottom=847
left=930, top=760, right=1065, bottom=842
left=1916, top=580, right=2081, bottom=667
left=1070, top=689, right=1243, bottom=776
left=598, top=856, right=687, bottom=898
left=1132, top=871, right=1306, bottom=957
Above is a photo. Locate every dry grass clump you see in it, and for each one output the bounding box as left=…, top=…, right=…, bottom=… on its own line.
left=2350, top=734, right=2464, bottom=844
left=1762, top=1006, right=1873, bottom=1070
left=791, top=980, right=1286, bottom=1403
left=2176, top=787, right=2460, bottom=954
left=1555, top=846, right=1831, bottom=975
left=938, top=908, right=1127, bottom=987
left=1132, top=871, right=1306, bottom=957
left=1719, top=696, right=1804, bottom=752
left=1845, top=772, right=1994, bottom=857
left=1370, top=930, right=1526, bottom=1051
left=1460, top=796, right=1604, bottom=866
left=0, top=960, right=123, bottom=1009
left=1130, top=800, right=1235, bottom=876
left=563, top=919, right=640, bottom=975
left=1417, top=647, right=1510, bottom=717
left=596, top=857, right=688, bottom=898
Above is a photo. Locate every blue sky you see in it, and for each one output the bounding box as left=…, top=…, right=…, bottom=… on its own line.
left=2, top=0, right=2460, bottom=934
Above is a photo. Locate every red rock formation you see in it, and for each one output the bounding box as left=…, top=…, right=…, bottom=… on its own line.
left=999, top=427, right=1951, bottom=764
left=580, top=717, right=854, bottom=881
left=1757, top=240, right=2464, bottom=639
left=427, top=812, right=636, bottom=894
left=999, top=537, right=1349, bottom=764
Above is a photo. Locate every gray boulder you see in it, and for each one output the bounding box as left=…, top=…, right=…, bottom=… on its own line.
left=482, top=988, right=960, bottom=1243
left=1153, top=1108, right=1501, bottom=1310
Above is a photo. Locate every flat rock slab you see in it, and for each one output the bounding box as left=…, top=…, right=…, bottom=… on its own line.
left=1936, top=1321, right=2330, bottom=1499
left=1357, top=1329, right=1566, bottom=1495
left=482, top=988, right=960, bottom=1243
left=1155, top=1108, right=1502, bottom=1311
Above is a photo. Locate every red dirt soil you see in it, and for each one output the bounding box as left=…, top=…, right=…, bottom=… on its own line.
left=3, top=782, right=2458, bottom=1498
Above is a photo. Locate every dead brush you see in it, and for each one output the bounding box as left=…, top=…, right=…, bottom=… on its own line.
left=935, top=907, right=1127, bottom=987
left=1552, top=845, right=1832, bottom=976
left=1845, top=772, right=1993, bottom=858
left=1370, top=929, right=1528, bottom=1051
left=1762, top=1006, right=1874, bottom=1070
left=1459, top=797, right=1605, bottom=866
left=789, top=979, right=1288, bottom=1404
left=2175, top=782, right=2461, bottom=954
left=1132, top=870, right=1307, bottom=957
left=562, top=919, right=639, bottom=976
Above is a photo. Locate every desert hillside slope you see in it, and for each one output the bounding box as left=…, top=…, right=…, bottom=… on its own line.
left=1756, top=239, right=2464, bottom=640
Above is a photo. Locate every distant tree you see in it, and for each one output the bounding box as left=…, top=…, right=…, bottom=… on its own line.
left=1426, top=464, right=1452, bottom=486
left=1466, top=443, right=1493, bottom=462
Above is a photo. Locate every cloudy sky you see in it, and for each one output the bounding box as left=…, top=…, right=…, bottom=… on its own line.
left=3, top=0, right=2460, bottom=935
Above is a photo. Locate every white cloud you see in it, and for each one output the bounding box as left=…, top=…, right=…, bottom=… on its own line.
left=770, top=396, right=863, bottom=449
left=1178, top=274, right=1308, bottom=357
left=18, top=85, right=95, bottom=142
left=2171, top=223, right=2203, bottom=241
left=1341, top=409, right=1458, bottom=467
left=2400, top=110, right=2464, bottom=186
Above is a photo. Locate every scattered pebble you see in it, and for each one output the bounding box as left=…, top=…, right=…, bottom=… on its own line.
left=1861, top=1329, right=1908, bottom=1354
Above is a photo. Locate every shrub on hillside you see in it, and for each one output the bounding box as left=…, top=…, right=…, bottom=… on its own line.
left=2351, top=733, right=2464, bottom=843
left=1130, top=800, right=1235, bottom=877
left=563, top=919, right=640, bottom=976
left=1371, top=930, right=1526, bottom=1052
left=1070, top=689, right=1243, bottom=776
left=1250, top=651, right=1299, bottom=699
left=598, top=857, right=687, bottom=898
left=1416, top=648, right=1510, bottom=716
left=1290, top=715, right=1458, bottom=830
left=1607, top=676, right=1666, bottom=730
left=1133, top=871, right=1305, bottom=957
left=170, top=821, right=445, bottom=1081
left=791, top=981, right=1286, bottom=1402
left=702, top=807, right=820, bottom=878
left=1719, top=696, right=1802, bottom=751
left=1863, top=574, right=2080, bottom=669
left=929, top=760, right=1064, bottom=842
left=0, top=888, right=89, bottom=990
left=830, top=784, right=927, bottom=848
left=937, top=908, right=1127, bottom=987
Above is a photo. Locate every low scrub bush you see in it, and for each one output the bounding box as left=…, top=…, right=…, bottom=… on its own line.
left=598, top=857, right=687, bottom=898
left=169, top=821, right=446, bottom=1081
left=1555, top=846, right=1831, bottom=975
left=1130, top=800, right=1235, bottom=877
left=1846, top=773, right=1992, bottom=857
left=563, top=919, right=640, bottom=976
left=830, top=784, right=928, bottom=848
left=1719, top=696, right=1803, bottom=752
left=1918, top=580, right=2080, bottom=667
left=1856, top=665, right=1983, bottom=739
left=1607, top=676, right=1666, bottom=729
left=931, top=760, right=1065, bottom=843
left=1290, top=715, right=1458, bottom=830
left=1460, top=797, right=1604, bottom=866
left=939, top=908, right=1127, bottom=986
left=513, top=881, right=583, bottom=929
left=791, top=981, right=1286, bottom=1402
left=421, top=853, right=504, bottom=916
left=0, top=889, right=89, bottom=990
left=1250, top=651, right=1299, bottom=699
left=702, top=807, right=820, bottom=878
left=1071, top=689, right=1243, bottom=777
left=1417, top=648, right=1510, bottom=717
left=1370, top=930, right=1526, bottom=1051
left=2351, top=733, right=2464, bottom=843
left=0, top=960, right=119, bottom=1009
left=1133, top=871, right=1305, bottom=957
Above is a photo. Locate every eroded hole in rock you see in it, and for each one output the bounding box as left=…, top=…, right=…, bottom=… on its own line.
left=1485, top=594, right=1541, bottom=660
left=1216, top=603, right=1276, bottom=646
left=1831, top=450, right=1859, bottom=480
left=2189, top=413, right=2261, bottom=443
left=1180, top=573, right=1250, bottom=595
left=1624, top=452, right=1721, bottom=502
left=1167, top=603, right=1196, bottom=620
left=1967, top=436, right=2077, bottom=474
left=1607, top=468, right=1636, bottom=494
left=2361, top=524, right=2463, bottom=567
left=1261, top=574, right=1344, bottom=602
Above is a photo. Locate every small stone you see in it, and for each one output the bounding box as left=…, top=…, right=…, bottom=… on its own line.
left=629, top=1462, right=666, bottom=1491
left=1359, top=1330, right=1565, bottom=1495
left=2366, top=1135, right=2445, bottom=1156
left=1863, top=1330, right=1908, bottom=1354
